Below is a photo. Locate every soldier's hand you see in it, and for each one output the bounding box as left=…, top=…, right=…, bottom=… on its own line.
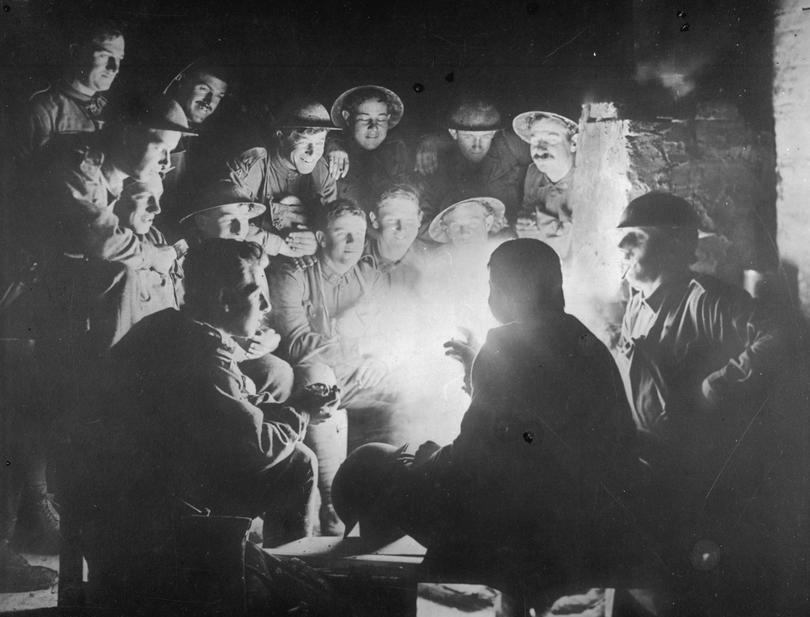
left=278, top=230, right=317, bottom=258
left=414, top=135, right=440, bottom=175
left=152, top=245, right=179, bottom=273
left=443, top=327, right=480, bottom=374
left=327, top=148, right=350, bottom=179
left=238, top=328, right=281, bottom=359
left=290, top=383, right=341, bottom=420
left=271, top=202, right=308, bottom=230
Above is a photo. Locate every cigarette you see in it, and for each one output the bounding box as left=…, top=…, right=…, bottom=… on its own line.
left=621, top=260, right=635, bottom=280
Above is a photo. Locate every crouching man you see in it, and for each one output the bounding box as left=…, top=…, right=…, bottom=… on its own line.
left=333, top=239, right=650, bottom=606
left=77, top=239, right=342, bottom=613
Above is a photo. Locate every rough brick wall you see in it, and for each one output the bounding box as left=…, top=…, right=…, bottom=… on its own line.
left=774, top=0, right=810, bottom=316
left=569, top=101, right=777, bottom=346
left=626, top=103, right=777, bottom=285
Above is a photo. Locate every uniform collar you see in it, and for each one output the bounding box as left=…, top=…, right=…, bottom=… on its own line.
left=635, top=271, right=694, bottom=312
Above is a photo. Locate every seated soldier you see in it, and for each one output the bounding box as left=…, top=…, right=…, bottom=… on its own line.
left=513, top=111, right=578, bottom=261
left=332, top=239, right=646, bottom=605
left=226, top=99, right=340, bottom=259
left=268, top=199, right=404, bottom=528
left=327, top=85, right=411, bottom=213
left=76, top=239, right=342, bottom=614
left=415, top=96, right=530, bottom=230
left=175, top=181, right=299, bottom=405
left=364, top=184, right=428, bottom=294
left=425, top=197, right=508, bottom=341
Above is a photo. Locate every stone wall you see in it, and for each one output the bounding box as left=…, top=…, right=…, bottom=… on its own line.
left=627, top=103, right=778, bottom=285
left=774, top=0, right=810, bottom=317
left=568, top=101, right=778, bottom=345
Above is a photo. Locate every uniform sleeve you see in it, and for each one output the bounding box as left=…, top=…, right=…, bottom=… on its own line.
left=268, top=264, right=343, bottom=367
left=16, top=103, right=53, bottom=162
left=700, top=286, right=790, bottom=406
left=54, top=165, right=150, bottom=267
left=226, top=148, right=267, bottom=201
left=208, top=357, right=308, bottom=472
left=313, top=160, right=337, bottom=205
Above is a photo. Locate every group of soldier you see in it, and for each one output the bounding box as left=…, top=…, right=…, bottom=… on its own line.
left=1, top=16, right=807, bottom=617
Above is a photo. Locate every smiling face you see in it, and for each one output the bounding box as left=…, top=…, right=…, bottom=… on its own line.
left=529, top=117, right=576, bottom=181
left=371, top=195, right=421, bottom=261
left=317, top=212, right=367, bottom=270
left=280, top=129, right=327, bottom=175
left=177, top=70, right=228, bottom=126
left=115, top=177, right=163, bottom=235
left=442, top=202, right=493, bottom=246
left=345, top=97, right=390, bottom=151
left=450, top=129, right=497, bottom=164
left=75, top=35, right=125, bottom=93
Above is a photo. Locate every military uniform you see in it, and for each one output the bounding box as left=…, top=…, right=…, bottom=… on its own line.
left=335, top=137, right=412, bottom=213
left=15, top=80, right=107, bottom=162
left=518, top=166, right=574, bottom=260
left=420, top=129, right=529, bottom=228
left=226, top=147, right=336, bottom=233
left=74, top=308, right=319, bottom=604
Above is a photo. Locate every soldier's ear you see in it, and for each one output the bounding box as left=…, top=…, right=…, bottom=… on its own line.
left=368, top=211, right=379, bottom=229
left=448, top=129, right=458, bottom=141
left=315, top=230, right=326, bottom=247
left=570, top=133, right=578, bottom=153
left=341, top=110, right=351, bottom=124
left=483, top=213, right=494, bottom=232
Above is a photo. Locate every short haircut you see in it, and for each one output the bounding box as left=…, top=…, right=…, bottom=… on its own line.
left=71, top=18, right=125, bottom=46
left=373, top=184, right=421, bottom=216
left=183, top=239, right=264, bottom=316
left=343, top=87, right=394, bottom=117
left=316, top=198, right=366, bottom=230
left=489, top=239, right=565, bottom=312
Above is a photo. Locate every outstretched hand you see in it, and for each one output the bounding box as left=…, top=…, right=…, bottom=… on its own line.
left=443, top=327, right=480, bottom=374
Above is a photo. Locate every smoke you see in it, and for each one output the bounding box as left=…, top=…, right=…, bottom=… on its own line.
left=634, top=56, right=711, bottom=99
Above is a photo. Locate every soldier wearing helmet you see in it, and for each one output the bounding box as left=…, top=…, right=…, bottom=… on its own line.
left=615, top=191, right=792, bottom=614
left=225, top=98, right=341, bottom=261
left=328, top=85, right=412, bottom=213
left=513, top=110, right=578, bottom=261
left=415, top=96, right=530, bottom=233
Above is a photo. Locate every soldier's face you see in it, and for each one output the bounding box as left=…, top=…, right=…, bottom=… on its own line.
left=452, top=130, right=497, bottom=163
left=225, top=264, right=271, bottom=337
left=129, top=129, right=181, bottom=181
left=348, top=98, right=390, bottom=151
left=529, top=118, right=575, bottom=178
left=318, top=213, right=367, bottom=268
left=373, top=197, right=421, bottom=257
left=178, top=71, right=228, bottom=126
left=442, top=203, right=492, bottom=246
left=618, top=227, right=666, bottom=289
left=285, top=130, right=327, bottom=175
left=77, top=35, right=125, bottom=93
left=116, top=182, right=163, bottom=235
left=194, top=205, right=252, bottom=241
